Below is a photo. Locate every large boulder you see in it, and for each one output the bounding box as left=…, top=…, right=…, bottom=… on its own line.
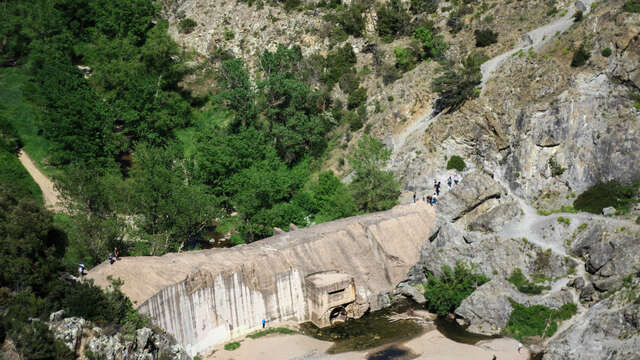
left=49, top=316, right=85, bottom=352
left=436, top=171, right=505, bottom=221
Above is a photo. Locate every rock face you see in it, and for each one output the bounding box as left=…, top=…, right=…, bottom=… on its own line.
left=47, top=313, right=187, bottom=360
left=569, top=220, right=640, bottom=292
left=88, top=203, right=436, bottom=355
left=455, top=279, right=574, bottom=335
left=543, top=278, right=640, bottom=360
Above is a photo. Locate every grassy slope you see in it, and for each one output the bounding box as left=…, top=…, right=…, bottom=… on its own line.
left=0, top=67, right=55, bottom=175
left=0, top=149, right=43, bottom=204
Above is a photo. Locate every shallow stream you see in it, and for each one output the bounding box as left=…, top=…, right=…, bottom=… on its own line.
left=300, top=300, right=503, bottom=357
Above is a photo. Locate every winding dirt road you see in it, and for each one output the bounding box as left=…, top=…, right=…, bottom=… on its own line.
left=18, top=150, right=62, bottom=212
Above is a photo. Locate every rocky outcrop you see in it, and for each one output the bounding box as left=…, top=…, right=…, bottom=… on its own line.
left=569, top=220, right=640, bottom=292
left=543, top=278, right=640, bottom=360
left=88, top=203, right=436, bottom=356
left=455, top=279, right=574, bottom=335
left=47, top=311, right=188, bottom=360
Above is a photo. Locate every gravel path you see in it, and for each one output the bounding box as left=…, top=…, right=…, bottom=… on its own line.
left=481, top=0, right=598, bottom=88
left=18, top=150, right=62, bottom=212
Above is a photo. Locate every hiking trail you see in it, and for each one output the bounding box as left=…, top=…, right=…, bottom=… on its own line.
left=18, top=150, right=62, bottom=212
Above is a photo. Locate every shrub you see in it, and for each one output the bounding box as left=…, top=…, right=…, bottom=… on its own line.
left=601, top=48, right=612, bottom=57
left=394, top=47, right=417, bottom=72
left=344, top=110, right=363, bottom=131
left=474, top=29, right=498, bottom=47
left=573, top=10, right=583, bottom=22
left=573, top=181, right=638, bottom=214
left=623, top=0, right=640, bottom=13
left=432, top=54, right=483, bottom=112
left=224, top=28, right=235, bottom=40
left=178, top=18, right=197, bottom=34
left=376, top=0, right=411, bottom=41
left=334, top=1, right=366, bottom=37
left=504, top=300, right=577, bottom=340
left=347, top=87, right=367, bottom=110
left=224, top=341, right=241, bottom=351
left=283, top=0, right=301, bottom=11
left=556, top=216, right=570, bottom=225
left=410, top=0, right=438, bottom=14
left=508, top=268, right=549, bottom=295
left=423, top=262, right=489, bottom=316
left=446, top=155, right=466, bottom=171
left=571, top=44, right=590, bottom=67
left=414, top=26, right=448, bottom=60
left=548, top=156, right=566, bottom=176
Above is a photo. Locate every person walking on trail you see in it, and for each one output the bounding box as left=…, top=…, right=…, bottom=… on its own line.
left=454, top=173, right=460, bottom=185
left=114, top=248, right=120, bottom=260
left=427, top=195, right=432, bottom=205
left=432, top=192, right=438, bottom=204
left=435, top=181, right=441, bottom=196
left=447, top=176, right=452, bottom=190
left=262, top=319, right=266, bottom=329
left=78, top=264, right=86, bottom=278
left=517, top=343, right=523, bottom=353
left=413, top=192, right=417, bottom=203
left=108, top=252, right=114, bottom=265
left=492, top=355, right=497, bottom=360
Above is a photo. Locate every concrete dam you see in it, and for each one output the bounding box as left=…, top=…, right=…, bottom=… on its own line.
left=88, top=202, right=436, bottom=356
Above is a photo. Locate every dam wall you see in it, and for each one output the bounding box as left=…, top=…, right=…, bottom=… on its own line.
left=88, top=202, right=436, bottom=356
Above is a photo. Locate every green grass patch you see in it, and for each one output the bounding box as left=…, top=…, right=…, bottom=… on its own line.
left=508, top=268, right=550, bottom=295
left=556, top=216, right=570, bottom=225
left=537, top=205, right=577, bottom=216
left=504, top=300, right=577, bottom=341
left=224, top=341, right=241, bottom=351
left=247, top=327, right=297, bottom=339
left=0, top=148, right=42, bottom=204
left=0, top=68, right=54, bottom=175
left=573, top=181, right=639, bottom=214
left=624, top=0, right=640, bottom=13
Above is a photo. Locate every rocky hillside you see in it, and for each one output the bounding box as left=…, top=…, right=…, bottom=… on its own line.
left=158, top=0, right=639, bottom=358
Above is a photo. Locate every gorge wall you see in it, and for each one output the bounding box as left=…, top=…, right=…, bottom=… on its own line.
left=88, top=202, right=436, bottom=356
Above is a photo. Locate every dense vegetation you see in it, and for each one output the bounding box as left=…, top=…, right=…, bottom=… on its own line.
left=573, top=181, right=639, bottom=214
left=0, top=0, right=403, bottom=267
left=624, top=0, right=640, bottom=13
left=423, top=262, right=490, bottom=316
left=507, top=268, right=550, bottom=295
left=446, top=155, right=466, bottom=172
left=0, top=182, right=148, bottom=359
left=504, top=300, right=577, bottom=341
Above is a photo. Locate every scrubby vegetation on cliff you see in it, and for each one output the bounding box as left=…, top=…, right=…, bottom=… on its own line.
left=504, top=300, right=577, bottom=341
left=423, top=262, right=489, bottom=316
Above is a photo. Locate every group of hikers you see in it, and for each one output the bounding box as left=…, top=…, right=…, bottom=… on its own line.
left=413, top=173, right=462, bottom=205
left=77, top=247, right=121, bottom=278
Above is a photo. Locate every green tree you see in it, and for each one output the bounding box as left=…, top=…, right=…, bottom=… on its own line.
left=130, top=143, right=221, bottom=254
left=376, top=0, right=411, bottom=41
left=474, top=29, right=498, bottom=47
left=423, top=262, right=490, bottom=316
left=431, top=53, right=483, bottom=113
left=348, top=135, right=400, bottom=212
left=414, top=26, right=447, bottom=60
left=309, top=171, right=356, bottom=221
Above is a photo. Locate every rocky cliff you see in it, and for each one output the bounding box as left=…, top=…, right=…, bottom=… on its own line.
left=88, top=202, right=436, bottom=356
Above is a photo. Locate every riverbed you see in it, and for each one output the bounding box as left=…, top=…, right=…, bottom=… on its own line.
left=206, top=301, right=531, bottom=360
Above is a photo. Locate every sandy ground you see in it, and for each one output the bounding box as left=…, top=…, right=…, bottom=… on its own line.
left=18, top=150, right=62, bottom=212
left=205, top=330, right=530, bottom=360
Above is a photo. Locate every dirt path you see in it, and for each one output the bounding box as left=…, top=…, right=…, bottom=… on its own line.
left=18, top=150, right=62, bottom=212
